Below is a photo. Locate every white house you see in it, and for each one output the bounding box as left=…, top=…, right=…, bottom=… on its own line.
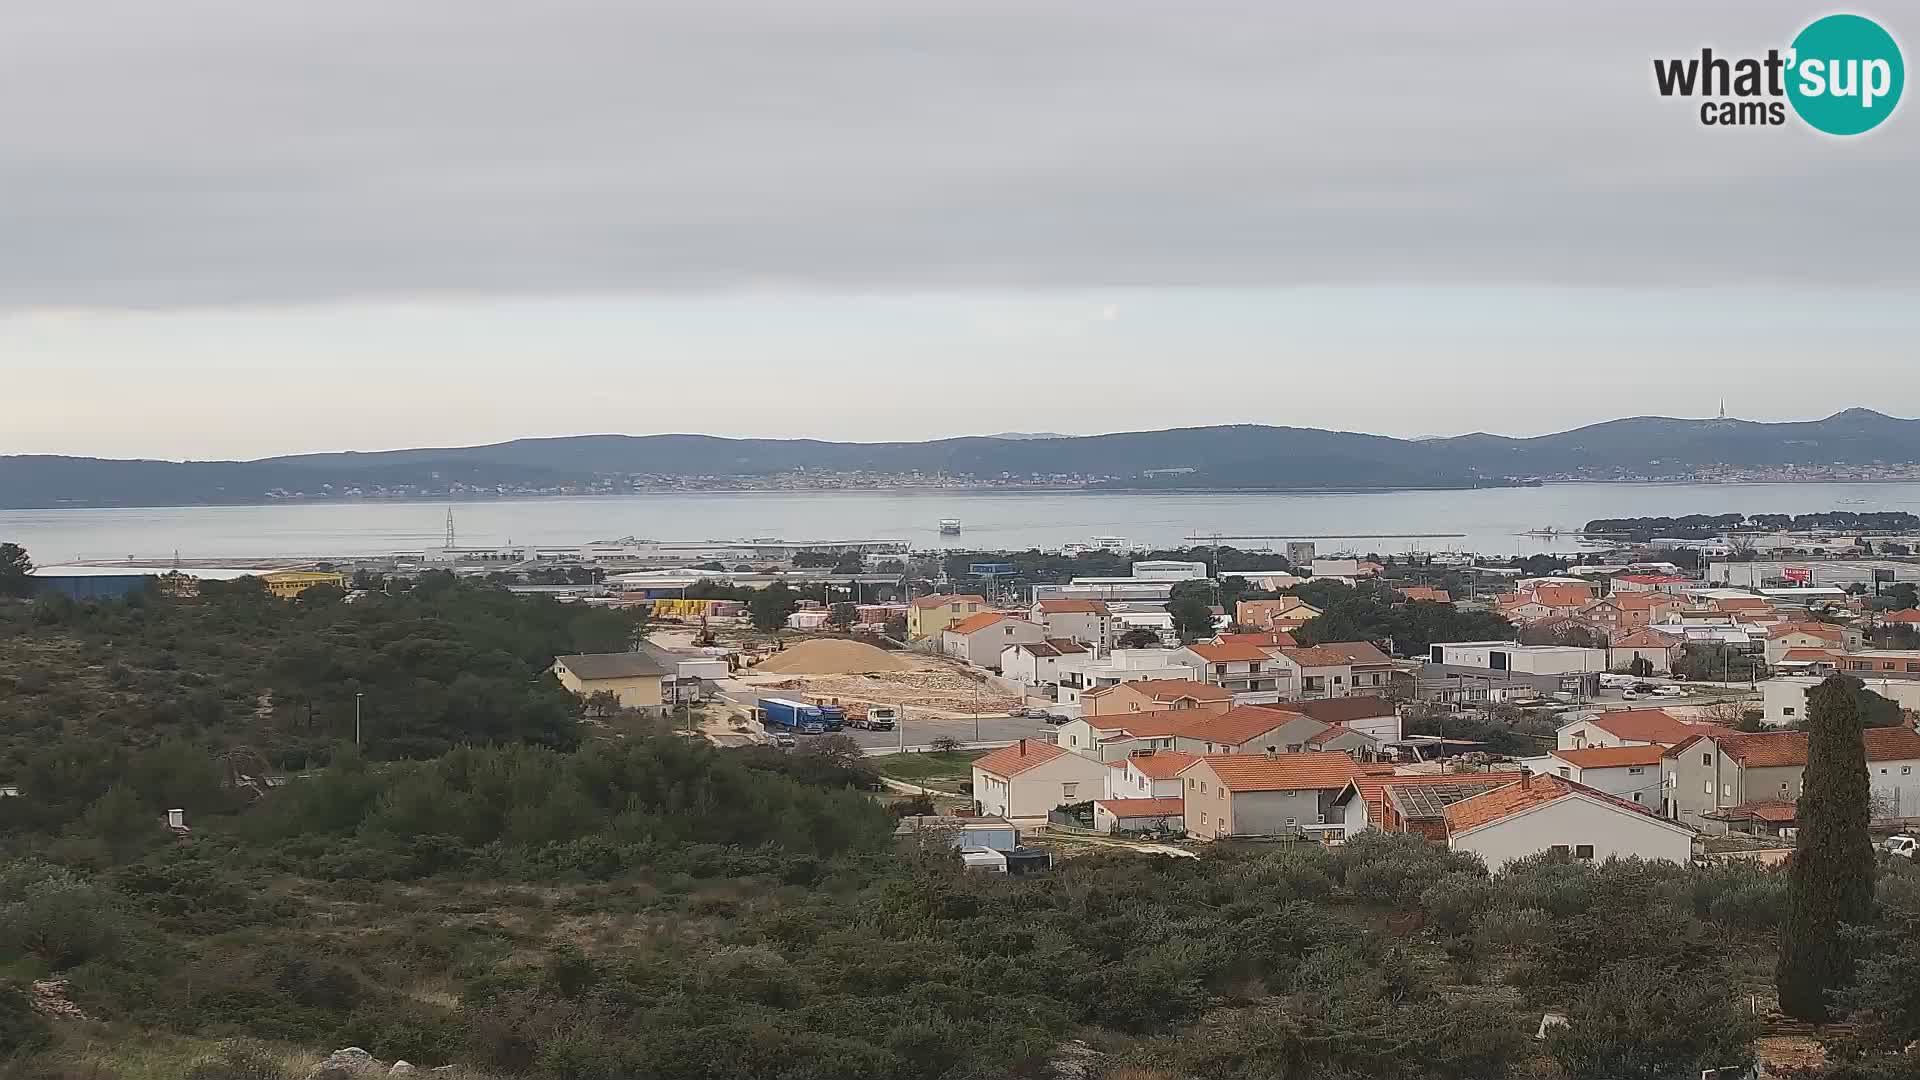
left=1055, top=649, right=1198, bottom=706
left=1173, top=641, right=1291, bottom=703
left=1536, top=745, right=1666, bottom=808
left=1106, top=749, right=1201, bottom=800
left=1092, top=797, right=1186, bottom=834
left=1763, top=674, right=1920, bottom=727
left=1030, top=600, right=1113, bottom=649
left=1430, top=641, right=1608, bottom=676
left=1000, top=639, right=1089, bottom=690
left=941, top=613, right=1046, bottom=669
left=1556, top=708, right=1709, bottom=751
left=971, top=739, right=1114, bottom=818
left=1441, top=773, right=1696, bottom=869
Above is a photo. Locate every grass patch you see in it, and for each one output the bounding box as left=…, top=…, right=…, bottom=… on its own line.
left=870, top=750, right=984, bottom=790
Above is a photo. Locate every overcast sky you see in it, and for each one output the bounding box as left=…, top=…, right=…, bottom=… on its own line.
left=3, top=1, right=1915, bottom=460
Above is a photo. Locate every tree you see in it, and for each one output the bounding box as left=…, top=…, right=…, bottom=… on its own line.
left=1168, top=581, right=1215, bottom=644
left=883, top=614, right=908, bottom=641
left=929, top=736, right=962, bottom=753
left=1777, top=674, right=1878, bottom=1020
left=1116, top=628, right=1163, bottom=649
left=1884, top=582, right=1919, bottom=610
left=827, top=603, right=857, bottom=630
left=748, top=583, right=800, bottom=633
left=1628, top=656, right=1654, bottom=678
left=0, top=542, right=31, bottom=598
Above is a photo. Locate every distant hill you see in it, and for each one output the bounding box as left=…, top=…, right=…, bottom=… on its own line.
left=4, top=409, right=1919, bottom=508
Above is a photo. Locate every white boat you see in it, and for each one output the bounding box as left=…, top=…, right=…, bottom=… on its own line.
left=938, top=519, right=962, bottom=536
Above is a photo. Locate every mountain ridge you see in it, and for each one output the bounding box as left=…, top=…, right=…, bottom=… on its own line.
left=3, top=409, right=1916, bottom=509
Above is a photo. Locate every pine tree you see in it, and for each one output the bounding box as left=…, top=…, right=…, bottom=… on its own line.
left=1775, top=674, right=1877, bottom=1020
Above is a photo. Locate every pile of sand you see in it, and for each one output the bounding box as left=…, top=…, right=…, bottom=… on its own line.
left=753, top=639, right=915, bottom=675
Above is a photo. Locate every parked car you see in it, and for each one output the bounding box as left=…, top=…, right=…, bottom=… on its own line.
left=1024, top=707, right=1051, bottom=719
left=1006, top=706, right=1027, bottom=717
left=1621, top=690, right=1639, bottom=700
left=1044, top=713, right=1071, bottom=725
left=772, top=733, right=798, bottom=748
left=1653, top=687, right=1687, bottom=698
left=1885, top=835, right=1917, bottom=860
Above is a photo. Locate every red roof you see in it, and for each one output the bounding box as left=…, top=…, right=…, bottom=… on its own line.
left=1036, top=599, right=1110, bottom=615
left=1083, top=678, right=1232, bottom=704
left=972, top=738, right=1069, bottom=779
left=1282, top=641, right=1393, bottom=667
left=1613, top=593, right=1676, bottom=611
left=1668, top=726, right=1920, bottom=769
left=1582, top=709, right=1702, bottom=746
left=946, top=611, right=1013, bottom=635
left=1551, top=745, right=1667, bottom=769
left=1347, top=771, right=1526, bottom=830
left=1177, top=706, right=1312, bottom=747
left=1188, top=752, right=1358, bottom=792
left=1881, top=609, right=1920, bottom=624
left=1184, top=641, right=1274, bottom=663
left=1611, top=628, right=1680, bottom=649
left=1287, top=695, right=1396, bottom=725
left=1124, top=750, right=1201, bottom=778
left=1399, top=586, right=1451, bottom=603
left=1618, top=574, right=1690, bottom=585
left=1443, top=773, right=1666, bottom=835
left=1779, top=648, right=1839, bottom=663
left=1094, top=797, right=1186, bottom=818
left=1712, top=596, right=1774, bottom=611
left=1768, top=622, right=1846, bottom=640
left=1532, top=584, right=1595, bottom=608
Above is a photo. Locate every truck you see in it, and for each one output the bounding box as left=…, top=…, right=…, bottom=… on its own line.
left=759, top=697, right=832, bottom=735
left=853, top=705, right=897, bottom=731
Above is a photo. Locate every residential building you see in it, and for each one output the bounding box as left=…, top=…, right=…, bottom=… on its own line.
left=1443, top=773, right=1695, bottom=869
left=1416, top=662, right=1579, bottom=705
left=1610, top=591, right=1683, bottom=628
left=1055, top=712, right=1196, bottom=759
left=1557, top=708, right=1723, bottom=751
left=971, top=739, right=1114, bottom=818
left=552, top=651, right=671, bottom=714
left=1030, top=599, right=1113, bottom=649
left=1078, top=678, right=1233, bottom=719
left=1179, top=752, right=1360, bottom=839
left=1092, top=797, right=1186, bottom=834
left=1839, top=649, right=1920, bottom=679
left=1332, top=771, right=1525, bottom=838
left=1218, top=629, right=1299, bottom=649
left=1305, top=724, right=1385, bottom=759
left=907, top=593, right=987, bottom=639
left=1495, top=582, right=1596, bottom=622
left=1608, top=628, right=1683, bottom=674
left=1235, top=597, right=1323, bottom=631
left=1397, top=586, right=1451, bottom=604
left=1763, top=622, right=1859, bottom=665
left=1663, top=726, right=1920, bottom=829
left=1763, top=674, right=1920, bottom=726
left=1174, top=641, right=1291, bottom=702
left=1574, top=598, right=1627, bottom=634
left=1056, top=649, right=1197, bottom=704
left=1276, top=641, right=1396, bottom=698
left=941, top=613, right=1045, bottom=668
left=1536, top=745, right=1666, bottom=807
left=1106, top=749, right=1201, bottom=799
left=261, top=570, right=347, bottom=599
left=1430, top=641, right=1608, bottom=676
left=999, top=639, right=1088, bottom=690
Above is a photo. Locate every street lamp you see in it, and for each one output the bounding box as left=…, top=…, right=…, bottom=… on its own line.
left=354, top=691, right=364, bottom=748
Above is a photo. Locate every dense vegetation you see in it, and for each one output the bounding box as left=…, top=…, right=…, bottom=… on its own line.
left=1583, top=512, right=1920, bottom=538
left=1285, top=580, right=1514, bottom=655
left=5, top=576, right=1920, bottom=1079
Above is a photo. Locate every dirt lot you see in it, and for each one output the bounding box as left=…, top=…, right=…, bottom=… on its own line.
left=733, top=661, right=1021, bottom=719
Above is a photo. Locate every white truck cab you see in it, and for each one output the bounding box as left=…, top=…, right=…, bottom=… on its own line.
left=1885, top=835, right=1917, bottom=860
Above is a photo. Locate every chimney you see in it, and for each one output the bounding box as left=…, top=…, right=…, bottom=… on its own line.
left=1019, top=739, right=1027, bottom=757
left=1520, top=771, right=1532, bottom=790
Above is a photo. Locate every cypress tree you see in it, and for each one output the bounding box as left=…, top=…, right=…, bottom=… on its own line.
left=1775, top=674, right=1877, bottom=1020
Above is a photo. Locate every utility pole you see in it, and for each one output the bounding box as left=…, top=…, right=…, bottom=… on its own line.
left=354, top=691, right=364, bottom=748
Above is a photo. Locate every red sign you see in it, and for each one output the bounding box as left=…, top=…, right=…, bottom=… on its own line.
left=1783, top=567, right=1812, bottom=583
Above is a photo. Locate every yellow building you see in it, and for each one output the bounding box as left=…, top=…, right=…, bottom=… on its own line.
left=260, top=570, right=347, bottom=600
left=907, top=593, right=987, bottom=639
left=552, top=651, right=671, bottom=715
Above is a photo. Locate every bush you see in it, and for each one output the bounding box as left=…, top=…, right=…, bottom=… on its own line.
left=0, top=980, right=53, bottom=1056
left=181, top=1042, right=290, bottom=1080
left=0, top=861, right=126, bottom=968
left=1421, top=871, right=1493, bottom=936
left=1545, top=959, right=1760, bottom=1080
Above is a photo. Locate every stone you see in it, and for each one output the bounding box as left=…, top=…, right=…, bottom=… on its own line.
left=305, top=1048, right=381, bottom=1080
left=388, top=1064, right=417, bottom=1076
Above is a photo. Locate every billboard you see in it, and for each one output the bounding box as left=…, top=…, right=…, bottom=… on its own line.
left=1874, top=568, right=1897, bottom=583
left=969, top=562, right=1016, bottom=576
left=1782, top=567, right=1811, bottom=583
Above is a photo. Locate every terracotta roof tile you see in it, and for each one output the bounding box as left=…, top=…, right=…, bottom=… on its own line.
left=972, top=738, right=1069, bottom=779
left=1532, top=585, right=1595, bottom=608
left=1582, top=708, right=1700, bottom=746
left=1094, top=797, right=1187, bottom=817
left=1779, top=648, right=1839, bottom=662
left=1611, top=628, right=1681, bottom=648
left=1282, top=642, right=1392, bottom=667
left=1085, top=678, right=1231, bottom=703
left=1398, top=586, right=1451, bottom=603
left=1189, top=752, right=1358, bottom=792
left=1177, top=707, right=1313, bottom=747
left=911, top=593, right=985, bottom=609
left=1443, top=773, right=1664, bottom=835
left=1551, top=745, right=1667, bottom=769
left=946, top=611, right=1017, bottom=635
left=1674, top=726, right=1920, bottom=768
left=1124, top=750, right=1201, bottom=778
left=1768, top=622, right=1846, bottom=640
left=1036, top=599, right=1110, bottom=615
left=1880, top=609, right=1920, bottom=624
left=1346, top=771, right=1526, bottom=830
left=1286, top=695, right=1396, bottom=725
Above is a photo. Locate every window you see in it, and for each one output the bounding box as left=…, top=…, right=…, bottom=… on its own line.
left=1633, top=793, right=1643, bottom=803
left=1905, top=766, right=1913, bottom=775
left=1551, top=844, right=1570, bottom=855
left=1783, top=707, right=1796, bottom=716
left=1334, top=676, right=1344, bottom=684
left=1200, top=781, right=1207, bottom=793
left=1704, top=780, right=1713, bottom=794
left=1062, top=783, right=1078, bottom=799
left=1575, top=844, right=1595, bottom=860
left=1187, top=778, right=1195, bottom=789
left=1285, top=818, right=1296, bottom=827
left=1701, top=753, right=1712, bottom=767
left=1722, top=784, right=1733, bottom=797
left=1557, top=767, right=1571, bottom=778
left=1628, top=766, right=1644, bottom=775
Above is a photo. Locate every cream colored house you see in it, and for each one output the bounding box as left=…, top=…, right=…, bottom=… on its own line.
left=971, top=739, right=1114, bottom=818
left=552, top=651, right=671, bottom=714
left=907, top=594, right=987, bottom=639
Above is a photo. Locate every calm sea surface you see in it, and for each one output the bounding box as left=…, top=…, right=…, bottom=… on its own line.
left=5, top=483, right=1920, bottom=564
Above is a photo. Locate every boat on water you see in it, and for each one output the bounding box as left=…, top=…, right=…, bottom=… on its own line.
left=938, top=518, right=962, bottom=536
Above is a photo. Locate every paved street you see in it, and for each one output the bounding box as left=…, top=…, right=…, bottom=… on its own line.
left=844, top=713, right=1056, bottom=752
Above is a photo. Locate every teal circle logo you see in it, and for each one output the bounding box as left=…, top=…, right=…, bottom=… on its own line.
left=1787, top=14, right=1904, bottom=135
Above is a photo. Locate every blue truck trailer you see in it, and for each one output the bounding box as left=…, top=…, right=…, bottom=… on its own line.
left=759, top=697, right=834, bottom=734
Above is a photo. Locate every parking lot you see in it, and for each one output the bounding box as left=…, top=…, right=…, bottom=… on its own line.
left=844, top=712, right=1057, bottom=752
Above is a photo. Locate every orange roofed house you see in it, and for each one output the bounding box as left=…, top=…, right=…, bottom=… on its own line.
left=1441, top=773, right=1695, bottom=868
left=1664, top=726, right=1920, bottom=830
left=971, top=739, right=1115, bottom=819
left=1079, top=678, right=1231, bottom=719
left=940, top=612, right=1045, bottom=669
left=1029, top=599, right=1114, bottom=649
left=1178, top=752, right=1359, bottom=840
left=907, top=593, right=987, bottom=639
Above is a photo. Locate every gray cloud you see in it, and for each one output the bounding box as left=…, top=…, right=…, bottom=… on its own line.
left=1, top=0, right=1915, bottom=310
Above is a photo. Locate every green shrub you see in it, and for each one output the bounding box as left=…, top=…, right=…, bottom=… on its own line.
left=0, top=861, right=126, bottom=968
left=1421, top=871, right=1493, bottom=936
left=0, top=980, right=53, bottom=1056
